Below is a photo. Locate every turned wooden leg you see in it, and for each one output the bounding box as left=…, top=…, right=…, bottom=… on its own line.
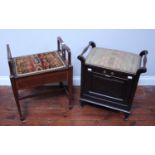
left=11, top=78, right=24, bottom=121
left=124, top=113, right=130, bottom=120
left=59, top=82, right=63, bottom=88
left=68, top=67, right=73, bottom=109
left=80, top=101, right=85, bottom=107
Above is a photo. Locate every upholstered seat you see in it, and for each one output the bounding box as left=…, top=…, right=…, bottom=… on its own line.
left=86, top=47, right=141, bottom=75
left=13, top=51, right=66, bottom=77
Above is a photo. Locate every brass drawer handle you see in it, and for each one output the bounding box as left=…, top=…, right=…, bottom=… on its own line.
left=102, top=70, right=114, bottom=77
left=103, top=70, right=106, bottom=74
left=111, top=72, right=114, bottom=76
left=104, top=74, right=111, bottom=78
left=88, top=68, right=92, bottom=72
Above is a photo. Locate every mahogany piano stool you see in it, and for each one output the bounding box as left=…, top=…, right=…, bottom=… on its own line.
left=7, top=37, right=73, bottom=121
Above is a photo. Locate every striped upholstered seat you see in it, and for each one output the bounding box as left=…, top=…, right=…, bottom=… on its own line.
left=86, top=47, right=141, bottom=75
left=13, top=51, right=66, bottom=77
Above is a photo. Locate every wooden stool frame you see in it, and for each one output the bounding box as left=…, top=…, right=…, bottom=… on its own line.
left=7, top=37, right=73, bottom=121
left=78, top=41, right=148, bottom=119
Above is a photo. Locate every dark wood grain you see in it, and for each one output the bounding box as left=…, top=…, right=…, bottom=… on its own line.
left=77, top=42, right=148, bottom=119
left=0, top=86, right=155, bottom=126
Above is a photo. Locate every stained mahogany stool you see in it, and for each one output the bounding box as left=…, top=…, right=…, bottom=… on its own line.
left=78, top=41, right=148, bottom=119
left=7, top=37, right=73, bottom=121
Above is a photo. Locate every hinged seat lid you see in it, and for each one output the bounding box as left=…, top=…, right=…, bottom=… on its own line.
left=13, top=51, right=66, bottom=77
left=86, top=47, right=141, bottom=75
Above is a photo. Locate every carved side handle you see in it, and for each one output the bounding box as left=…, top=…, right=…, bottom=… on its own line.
left=137, top=50, right=148, bottom=74
left=7, top=44, right=12, bottom=60
left=6, top=44, right=16, bottom=77
left=57, top=36, right=71, bottom=66
left=77, top=41, right=96, bottom=63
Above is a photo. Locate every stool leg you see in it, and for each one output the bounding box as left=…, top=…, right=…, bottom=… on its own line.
left=80, top=101, right=85, bottom=107
left=59, top=82, right=63, bottom=88
left=124, top=113, right=130, bottom=120
left=68, top=67, right=73, bottom=109
left=11, top=78, right=24, bottom=121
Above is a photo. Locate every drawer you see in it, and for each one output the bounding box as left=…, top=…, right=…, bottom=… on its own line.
left=86, top=66, right=132, bottom=80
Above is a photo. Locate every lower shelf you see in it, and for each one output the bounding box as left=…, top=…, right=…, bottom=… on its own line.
left=80, top=97, right=131, bottom=115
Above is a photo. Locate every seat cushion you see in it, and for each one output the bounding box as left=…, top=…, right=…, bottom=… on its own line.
left=86, top=47, right=141, bottom=74
left=13, top=51, right=66, bottom=77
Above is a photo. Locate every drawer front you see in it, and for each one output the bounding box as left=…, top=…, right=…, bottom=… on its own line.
left=84, top=67, right=133, bottom=105
left=89, top=66, right=129, bottom=79
left=16, top=71, right=67, bottom=89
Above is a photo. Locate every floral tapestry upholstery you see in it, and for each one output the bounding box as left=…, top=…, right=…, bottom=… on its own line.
left=86, top=47, right=141, bottom=75
left=13, top=51, right=66, bottom=77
